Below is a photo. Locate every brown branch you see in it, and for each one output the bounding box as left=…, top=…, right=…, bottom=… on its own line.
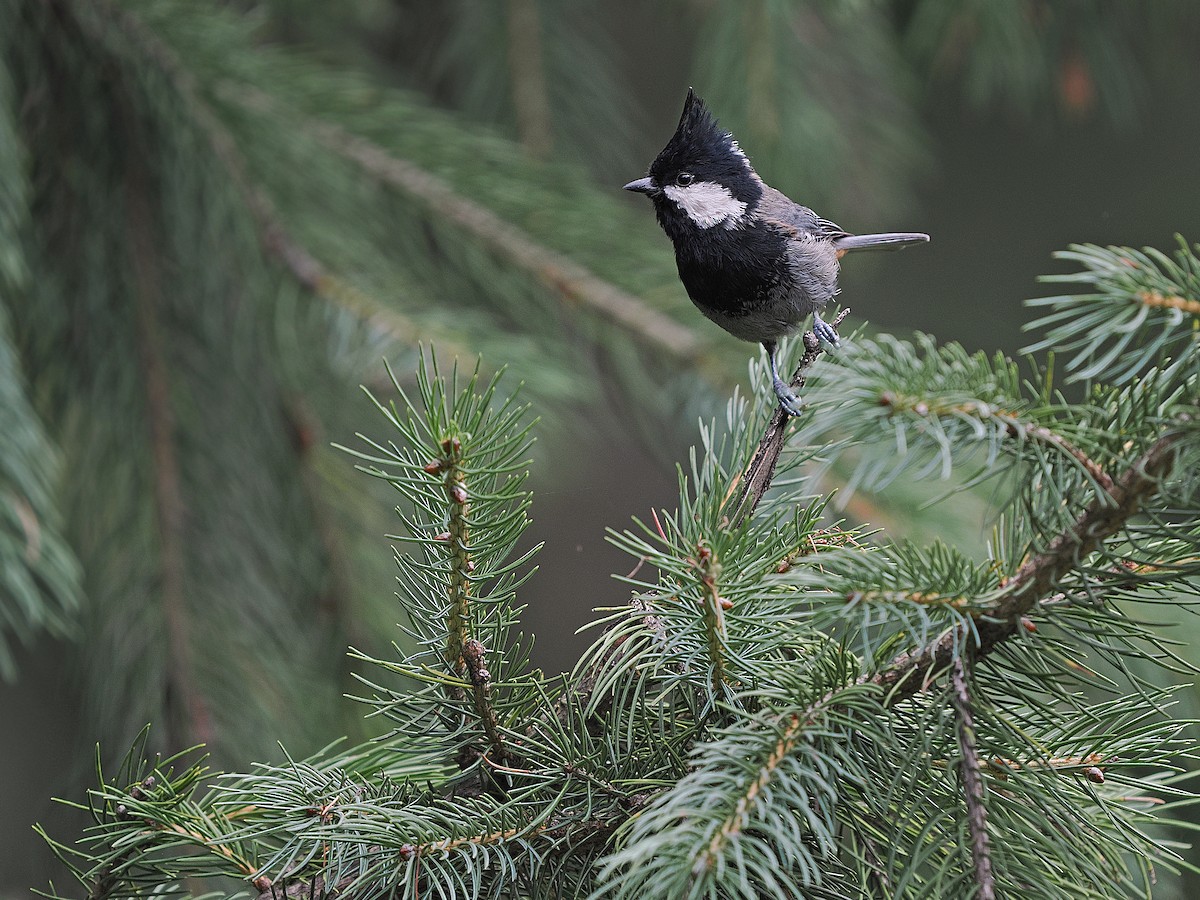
left=430, top=438, right=515, bottom=780
left=88, top=846, right=136, bottom=900
left=1010, top=418, right=1113, bottom=492
left=858, top=830, right=894, bottom=896
left=730, top=308, right=851, bottom=524
left=871, top=425, right=1184, bottom=703
left=463, top=638, right=508, bottom=767
left=985, top=752, right=1104, bottom=777
left=1138, top=289, right=1200, bottom=316
left=950, top=652, right=995, bottom=900
left=429, top=436, right=472, bottom=708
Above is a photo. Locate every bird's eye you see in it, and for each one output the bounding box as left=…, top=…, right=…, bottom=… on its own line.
left=676, top=172, right=695, bottom=186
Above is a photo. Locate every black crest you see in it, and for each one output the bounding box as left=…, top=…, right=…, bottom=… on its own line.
left=650, top=89, right=758, bottom=199
left=673, top=88, right=722, bottom=148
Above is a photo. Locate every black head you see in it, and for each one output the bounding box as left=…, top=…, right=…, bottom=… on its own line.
left=624, top=89, right=762, bottom=232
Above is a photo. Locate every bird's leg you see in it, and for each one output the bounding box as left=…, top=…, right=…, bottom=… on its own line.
left=763, top=340, right=804, bottom=417
left=812, top=312, right=840, bottom=347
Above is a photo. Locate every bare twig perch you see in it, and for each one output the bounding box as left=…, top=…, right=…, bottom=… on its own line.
left=732, top=308, right=851, bottom=523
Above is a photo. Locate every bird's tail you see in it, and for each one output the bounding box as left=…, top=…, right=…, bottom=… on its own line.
left=834, top=232, right=929, bottom=253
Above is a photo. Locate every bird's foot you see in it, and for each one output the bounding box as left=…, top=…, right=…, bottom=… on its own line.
left=812, top=313, right=840, bottom=348
left=772, top=377, right=805, bottom=417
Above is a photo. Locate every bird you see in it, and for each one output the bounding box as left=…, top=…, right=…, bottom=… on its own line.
left=624, top=88, right=928, bottom=416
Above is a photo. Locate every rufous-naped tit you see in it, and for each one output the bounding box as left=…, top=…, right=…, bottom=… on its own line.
left=624, top=88, right=928, bottom=416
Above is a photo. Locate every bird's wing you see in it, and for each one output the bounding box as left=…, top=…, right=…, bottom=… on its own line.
left=755, top=186, right=849, bottom=241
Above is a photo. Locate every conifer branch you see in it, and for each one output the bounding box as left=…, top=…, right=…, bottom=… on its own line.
left=248, top=806, right=634, bottom=900
left=950, top=652, right=994, bottom=900
left=1024, top=241, right=1200, bottom=383
left=694, top=540, right=729, bottom=695
left=997, top=425, right=1185, bottom=616
left=342, top=355, right=537, bottom=794
left=1001, top=416, right=1113, bottom=491
left=691, top=712, right=806, bottom=881
left=877, top=393, right=1115, bottom=492
left=872, top=422, right=1186, bottom=702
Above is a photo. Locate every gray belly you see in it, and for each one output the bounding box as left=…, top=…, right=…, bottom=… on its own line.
left=700, top=259, right=838, bottom=344
left=697, top=288, right=812, bottom=343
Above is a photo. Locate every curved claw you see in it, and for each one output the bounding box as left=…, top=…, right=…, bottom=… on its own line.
left=812, top=313, right=840, bottom=347
left=772, top=378, right=805, bottom=417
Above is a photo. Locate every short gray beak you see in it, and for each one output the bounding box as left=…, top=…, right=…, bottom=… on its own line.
left=623, top=177, right=656, bottom=194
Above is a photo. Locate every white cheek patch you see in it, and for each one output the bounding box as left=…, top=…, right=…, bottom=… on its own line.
left=663, top=182, right=748, bottom=229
